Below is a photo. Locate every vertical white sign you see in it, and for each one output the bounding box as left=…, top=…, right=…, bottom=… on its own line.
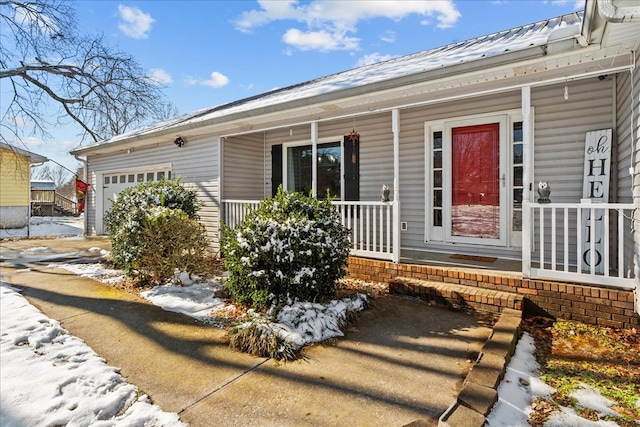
left=581, top=129, right=612, bottom=274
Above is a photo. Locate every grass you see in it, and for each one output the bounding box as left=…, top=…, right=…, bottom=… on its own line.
left=524, top=316, right=640, bottom=426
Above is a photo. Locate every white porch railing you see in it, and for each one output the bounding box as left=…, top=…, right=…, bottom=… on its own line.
left=222, top=199, right=398, bottom=262
left=222, top=200, right=261, bottom=229
left=528, top=202, right=635, bottom=289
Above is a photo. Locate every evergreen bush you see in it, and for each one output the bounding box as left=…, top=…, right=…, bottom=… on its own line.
left=220, top=187, right=351, bottom=311
left=104, top=179, right=207, bottom=282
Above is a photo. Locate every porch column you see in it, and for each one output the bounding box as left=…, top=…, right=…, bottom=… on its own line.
left=311, top=121, right=318, bottom=197
left=392, top=108, right=400, bottom=263
left=521, top=86, right=532, bottom=277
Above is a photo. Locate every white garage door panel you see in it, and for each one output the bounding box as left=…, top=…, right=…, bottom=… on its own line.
left=102, top=170, right=172, bottom=215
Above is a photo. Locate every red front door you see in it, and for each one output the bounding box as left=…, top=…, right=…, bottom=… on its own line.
left=451, top=123, right=501, bottom=239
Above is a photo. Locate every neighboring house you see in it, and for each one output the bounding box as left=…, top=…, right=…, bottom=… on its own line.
left=30, top=179, right=77, bottom=217
left=0, top=143, right=47, bottom=229
left=30, top=180, right=57, bottom=191
left=71, top=0, right=640, bottom=324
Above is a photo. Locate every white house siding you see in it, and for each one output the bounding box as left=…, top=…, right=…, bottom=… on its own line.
left=626, top=51, right=640, bottom=295
left=223, top=134, right=266, bottom=200
left=616, top=66, right=638, bottom=276
left=531, top=78, right=614, bottom=266
left=318, top=114, right=394, bottom=202
left=85, top=136, right=219, bottom=244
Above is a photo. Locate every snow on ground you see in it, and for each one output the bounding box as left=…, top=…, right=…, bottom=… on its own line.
left=0, top=215, right=84, bottom=239
left=3, top=217, right=631, bottom=426
left=0, top=282, right=186, bottom=427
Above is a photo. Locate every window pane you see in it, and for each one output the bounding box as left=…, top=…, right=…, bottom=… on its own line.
left=513, top=122, right=523, bottom=142
left=433, top=209, right=442, bottom=227
left=513, top=189, right=523, bottom=205
left=104, top=176, right=110, bottom=184
left=513, top=144, right=523, bottom=164
left=433, top=131, right=442, bottom=150
left=433, top=151, right=442, bottom=169
left=287, top=145, right=312, bottom=194
left=157, top=171, right=165, bottom=180
left=513, top=166, right=523, bottom=187
left=137, top=174, right=144, bottom=182
left=147, top=172, right=154, bottom=181
left=317, top=142, right=341, bottom=199
left=433, top=189, right=442, bottom=207
left=433, top=170, right=442, bottom=188
left=287, top=142, right=341, bottom=199
left=128, top=174, right=134, bottom=183
left=167, top=171, right=172, bottom=179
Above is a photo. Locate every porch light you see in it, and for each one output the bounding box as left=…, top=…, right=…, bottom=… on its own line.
left=174, top=136, right=186, bottom=147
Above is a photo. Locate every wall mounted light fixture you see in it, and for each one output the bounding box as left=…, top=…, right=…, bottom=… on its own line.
left=174, top=136, right=186, bottom=147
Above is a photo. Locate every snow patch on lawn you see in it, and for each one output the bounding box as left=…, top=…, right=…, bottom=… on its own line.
left=0, top=282, right=186, bottom=427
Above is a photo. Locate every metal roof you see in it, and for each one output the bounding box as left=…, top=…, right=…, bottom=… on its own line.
left=73, top=11, right=584, bottom=153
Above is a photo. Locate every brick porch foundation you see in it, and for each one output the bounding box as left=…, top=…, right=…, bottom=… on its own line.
left=346, top=256, right=640, bottom=329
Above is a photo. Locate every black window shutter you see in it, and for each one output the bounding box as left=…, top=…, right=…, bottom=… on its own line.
left=271, top=144, right=282, bottom=196
left=344, top=135, right=360, bottom=201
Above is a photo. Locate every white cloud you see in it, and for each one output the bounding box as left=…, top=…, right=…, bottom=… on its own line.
left=117, top=5, right=154, bottom=39
left=234, top=0, right=460, bottom=52
left=149, top=68, right=173, bottom=85
left=550, top=0, right=580, bottom=7
left=380, top=30, right=396, bottom=43
left=185, top=72, right=230, bottom=89
left=356, top=52, right=396, bottom=67
left=283, top=28, right=359, bottom=51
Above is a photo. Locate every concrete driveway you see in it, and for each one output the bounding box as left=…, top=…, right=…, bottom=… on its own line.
left=1, top=237, right=495, bottom=427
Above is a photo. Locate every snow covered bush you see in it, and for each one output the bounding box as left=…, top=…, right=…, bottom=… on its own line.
left=104, top=180, right=208, bottom=282
left=228, top=294, right=368, bottom=360
left=132, top=206, right=212, bottom=284
left=220, top=187, right=351, bottom=311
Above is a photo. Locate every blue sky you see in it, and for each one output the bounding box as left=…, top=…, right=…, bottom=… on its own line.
left=17, top=0, right=585, bottom=173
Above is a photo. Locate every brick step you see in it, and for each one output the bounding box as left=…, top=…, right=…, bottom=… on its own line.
left=389, top=276, right=523, bottom=313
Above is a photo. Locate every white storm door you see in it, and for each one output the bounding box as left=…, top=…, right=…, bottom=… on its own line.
left=445, top=117, right=507, bottom=246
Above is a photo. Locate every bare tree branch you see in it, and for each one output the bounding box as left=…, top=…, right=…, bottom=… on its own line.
left=0, top=0, right=174, bottom=146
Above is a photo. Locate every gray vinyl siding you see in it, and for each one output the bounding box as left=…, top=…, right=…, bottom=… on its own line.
left=616, top=70, right=635, bottom=277
left=223, top=134, right=266, bottom=200
left=318, top=114, right=394, bottom=201
left=618, top=51, right=640, bottom=281
left=85, top=136, right=219, bottom=245
left=531, top=79, right=614, bottom=267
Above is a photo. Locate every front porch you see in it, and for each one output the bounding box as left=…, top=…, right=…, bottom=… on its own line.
left=222, top=200, right=635, bottom=287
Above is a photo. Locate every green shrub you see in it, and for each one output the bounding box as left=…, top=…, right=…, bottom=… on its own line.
left=220, top=187, right=351, bottom=311
left=104, top=179, right=205, bottom=281
left=132, top=206, right=212, bottom=284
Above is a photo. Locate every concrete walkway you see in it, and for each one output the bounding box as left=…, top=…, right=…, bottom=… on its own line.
left=1, top=237, right=497, bottom=427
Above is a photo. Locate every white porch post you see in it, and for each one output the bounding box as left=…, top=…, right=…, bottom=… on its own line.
left=522, top=86, right=532, bottom=277
left=311, top=121, right=318, bottom=197
left=392, top=108, right=401, bottom=263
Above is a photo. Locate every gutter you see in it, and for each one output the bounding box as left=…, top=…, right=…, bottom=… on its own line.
left=598, top=0, right=640, bottom=23
left=74, top=154, right=89, bottom=235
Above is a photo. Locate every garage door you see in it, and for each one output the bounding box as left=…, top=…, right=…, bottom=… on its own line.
left=102, top=169, right=171, bottom=215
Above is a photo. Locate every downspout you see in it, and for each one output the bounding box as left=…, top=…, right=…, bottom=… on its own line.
left=598, top=0, right=640, bottom=23
left=392, top=109, right=400, bottom=264
left=74, top=154, right=88, bottom=235
left=311, top=122, right=318, bottom=197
